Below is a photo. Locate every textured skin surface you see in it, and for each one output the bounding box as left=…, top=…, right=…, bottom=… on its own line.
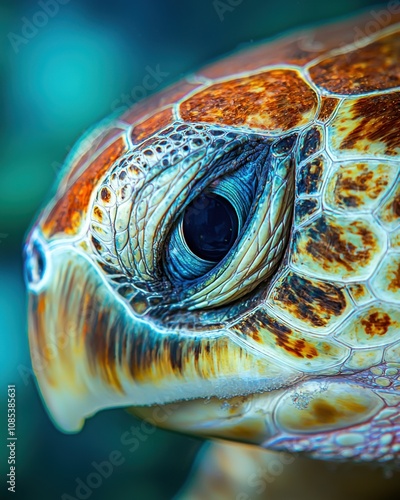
left=25, top=13, right=400, bottom=464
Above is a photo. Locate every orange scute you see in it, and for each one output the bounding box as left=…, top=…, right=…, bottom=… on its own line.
left=42, top=137, right=128, bottom=238
left=180, top=69, right=317, bottom=133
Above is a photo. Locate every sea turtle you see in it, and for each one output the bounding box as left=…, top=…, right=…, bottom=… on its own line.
left=24, top=9, right=400, bottom=479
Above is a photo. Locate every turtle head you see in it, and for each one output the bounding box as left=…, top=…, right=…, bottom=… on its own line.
left=25, top=21, right=400, bottom=462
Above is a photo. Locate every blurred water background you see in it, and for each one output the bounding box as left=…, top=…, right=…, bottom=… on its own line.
left=1, top=0, right=399, bottom=499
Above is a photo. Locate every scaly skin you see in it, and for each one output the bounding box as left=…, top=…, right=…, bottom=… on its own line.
left=25, top=12, right=400, bottom=464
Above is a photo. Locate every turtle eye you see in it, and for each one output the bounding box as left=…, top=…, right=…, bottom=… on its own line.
left=165, top=171, right=254, bottom=281
left=182, top=192, right=239, bottom=262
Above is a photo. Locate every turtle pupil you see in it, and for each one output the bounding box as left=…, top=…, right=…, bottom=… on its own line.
left=182, top=192, right=238, bottom=262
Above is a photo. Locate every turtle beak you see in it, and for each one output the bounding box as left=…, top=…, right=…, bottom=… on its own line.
left=24, top=229, right=125, bottom=432
left=24, top=228, right=156, bottom=433
left=25, top=229, right=300, bottom=434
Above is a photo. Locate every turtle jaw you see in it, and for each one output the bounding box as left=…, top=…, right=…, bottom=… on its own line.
left=132, top=378, right=397, bottom=463
left=25, top=231, right=301, bottom=433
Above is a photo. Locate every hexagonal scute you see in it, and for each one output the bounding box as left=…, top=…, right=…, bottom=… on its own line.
left=324, top=161, right=399, bottom=213
left=291, top=213, right=387, bottom=282
left=230, top=307, right=349, bottom=373
left=297, top=154, right=329, bottom=196
left=294, top=198, right=320, bottom=226
left=336, top=302, right=400, bottom=348
left=275, top=381, right=384, bottom=434
left=266, top=271, right=354, bottom=334
left=344, top=348, right=383, bottom=371
left=179, top=69, right=318, bottom=133
left=328, top=93, right=400, bottom=158
left=297, top=125, right=324, bottom=164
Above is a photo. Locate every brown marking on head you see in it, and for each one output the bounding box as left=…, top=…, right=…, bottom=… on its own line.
left=348, top=284, right=369, bottom=302
left=42, top=137, right=127, bottom=238
left=131, top=107, right=174, bottom=144
left=309, top=31, right=400, bottom=95
left=388, top=261, right=400, bottom=292
left=87, top=315, right=188, bottom=384
left=100, top=187, right=112, bottom=203
left=353, top=222, right=375, bottom=247
left=85, top=306, right=123, bottom=392
left=378, top=182, right=400, bottom=228
left=307, top=398, right=367, bottom=427
left=342, top=399, right=368, bottom=414
left=122, top=326, right=255, bottom=383
left=272, top=273, right=347, bottom=328
left=361, top=312, right=391, bottom=336
left=300, top=215, right=376, bottom=273
left=238, top=311, right=318, bottom=359
left=121, top=80, right=202, bottom=125
left=339, top=94, right=400, bottom=156
left=298, top=126, right=322, bottom=163
left=298, top=156, right=325, bottom=195
left=272, top=330, right=318, bottom=360
left=311, top=400, right=338, bottom=424
left=393, top=194, right=400, bottom=217
left=179, top=70, right=318, bottom=132
left=93, top=206, right=103, bottom=223
left=229, top=312, right=263, bottom=343
left=91, top=236, right=103, bottom=253
left=317, top=97, right=340, bottom=122
left=249, top=327, right=261, bottom=343
left=294, top=198, right=319, bottom=226
left=331, top=164, right=390, bottom=209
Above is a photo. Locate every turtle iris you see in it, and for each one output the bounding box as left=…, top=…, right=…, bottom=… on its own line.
left=182, top=192, right=239, bottom=262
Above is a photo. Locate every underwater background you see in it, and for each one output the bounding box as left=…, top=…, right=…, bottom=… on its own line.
left=1, top=0, right=400, bottom=498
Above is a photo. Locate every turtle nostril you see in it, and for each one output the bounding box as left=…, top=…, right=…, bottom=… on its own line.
left=23, top=231, right=47, bottom=290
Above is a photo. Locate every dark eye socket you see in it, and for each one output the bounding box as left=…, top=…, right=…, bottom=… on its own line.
left=182, top=192, right=239, bottom=262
